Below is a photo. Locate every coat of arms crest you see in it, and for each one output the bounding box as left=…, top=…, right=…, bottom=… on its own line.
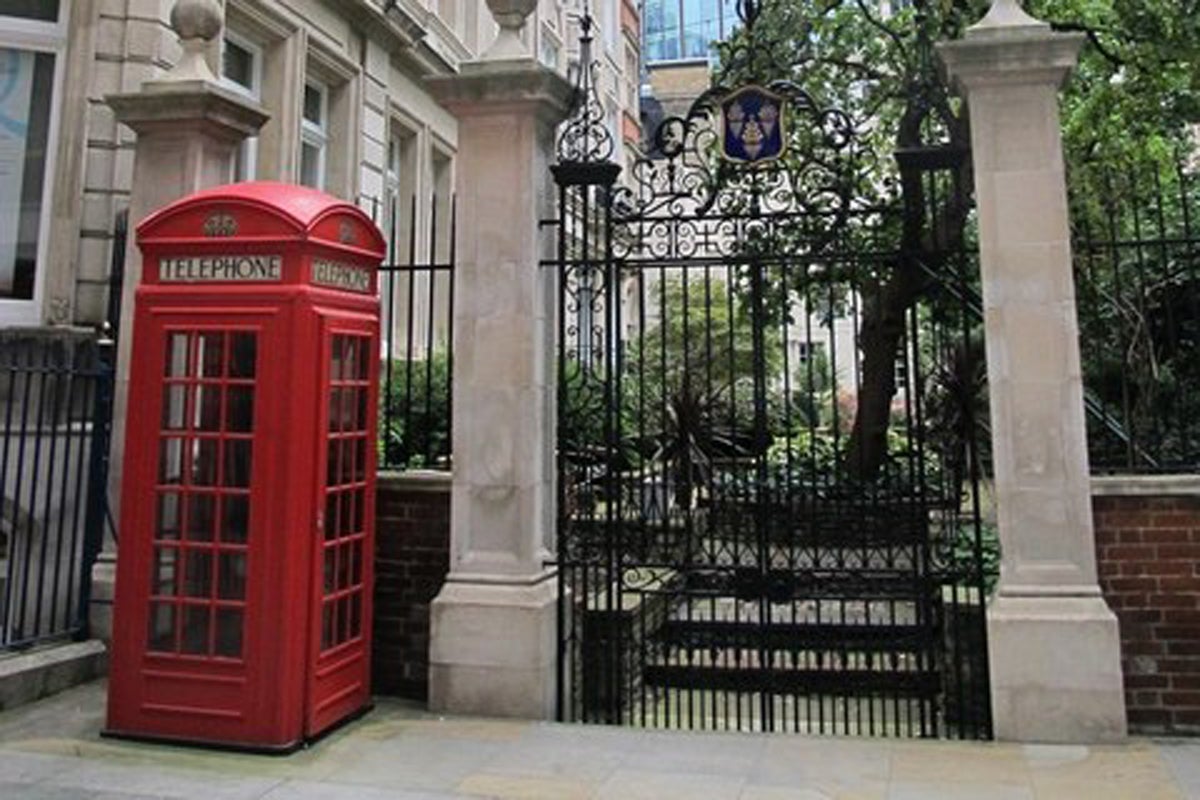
left=721, top=85, right=786, bottom=165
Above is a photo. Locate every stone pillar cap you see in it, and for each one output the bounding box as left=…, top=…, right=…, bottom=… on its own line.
left=107, top=81, right=269, bottom=139
left=427, top=60, right=574, bottom=123
left=938, top=28, right=1084, bottom=90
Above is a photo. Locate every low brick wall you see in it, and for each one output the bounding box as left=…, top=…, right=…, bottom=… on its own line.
left=1093, top=476, right=1200, bottom=736
left=373, top=471, right=451, bottom=700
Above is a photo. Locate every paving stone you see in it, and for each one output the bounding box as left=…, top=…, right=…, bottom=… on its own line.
left=886, top=783, right=1034, bottom=800
left=478, top=739, right=625, bottom=783
left=755, top=736, right=891, bottom=784
left=890, top=742, right=1030, bottom=786
left=456, top=771, right=596, bottom=799
left=0, top=784, right=173, bottom=800
left=741, top=782, right=885, bottom=800
left=0, top=750, right=74, bottom=783
left=1024, top=744, right=1177, bottom=785
left=261, top=779, right=466, bottom=800
left=1028, top=778, right=1186, bottom=800
left=40, top=757, right=283, bottom=800
left=1157, top=742, right=1200, bottom=800
left=0, top=682, right=1196, bottom=800
left=616, top=729, right=767, bottom=778
left=738, top=787, right=834, bottom=800
left=596, top=767, right=746, bottom=800
left=318, top=736, right=503, bottom=792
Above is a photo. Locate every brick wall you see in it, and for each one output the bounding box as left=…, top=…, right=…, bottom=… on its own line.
left=373, top=472, right=451, bottom=700
left=1093, top=480, right=1200, bottom=736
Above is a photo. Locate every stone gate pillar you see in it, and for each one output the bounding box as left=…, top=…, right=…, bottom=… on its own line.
left=939, top=1, right=1126, bottom=742
left=95, top=0, right=268, bottom=640
left=425, top=6, right=573, bottom=717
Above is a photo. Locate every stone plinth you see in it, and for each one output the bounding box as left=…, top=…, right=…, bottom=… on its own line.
left=940, top=14, right=1126, bottom=742
left=425, top=60, right=573, bottom=718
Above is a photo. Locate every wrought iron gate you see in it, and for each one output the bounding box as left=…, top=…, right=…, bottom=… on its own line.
left=548, top=8, right=992, bottom=739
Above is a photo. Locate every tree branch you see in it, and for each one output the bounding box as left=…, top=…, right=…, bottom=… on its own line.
left=1050, top=21, right=1125, bottom=69
left=854, top=0, right=908, bottom=60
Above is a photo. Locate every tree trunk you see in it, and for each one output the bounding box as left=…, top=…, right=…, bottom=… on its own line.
left=842, top=262, right=924, bottom=481
left=839, top=83, right=974, bottom=481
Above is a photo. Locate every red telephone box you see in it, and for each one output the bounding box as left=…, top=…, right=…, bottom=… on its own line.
left=107, top=182, right=386, bottom=751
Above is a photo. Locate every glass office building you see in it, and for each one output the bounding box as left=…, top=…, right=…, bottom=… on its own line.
left=644, top=0, right=741, bottom=63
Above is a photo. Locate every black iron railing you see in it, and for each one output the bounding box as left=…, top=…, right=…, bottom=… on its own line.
left=1072, top=159, right=1200, bottom=473
left=0, top=333, right=113, bottom=650
left=365, top=194, right=456, bottom=472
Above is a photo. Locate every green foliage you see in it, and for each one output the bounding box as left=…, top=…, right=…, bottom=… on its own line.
left=623, top=276, right=787, bottom=442
left=1033, top=0, right=1200, bottom=173
left=767, top=427, right=840, bottom=474
left=710, top=0, right=1199, bottom=477
left=922, top=325, right=989, bottom=485
left=789, top=342, right=836, bottom=430
left=380, top=352, right=451, bottom=470
left=715, top=1, right=988, bottom=200
left=718, top=1, right=1199, bottom=176
left=629, top=276, right=784, bottom=398
left=558, top=277, right=796, bottom=505
left=950, top=520, right=1001, bottom=596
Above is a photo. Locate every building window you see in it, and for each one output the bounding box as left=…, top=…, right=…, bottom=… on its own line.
left=1, top=1, right=59, bottom=22
left=0, top=0, right=64, bottom=317
left=644, top=0, right=739, bottom=64
left=538, top=25, right=560, bottom=71
left=300, top=80, right=328, bottom=190
left=220, top=32, right=262, bottom=182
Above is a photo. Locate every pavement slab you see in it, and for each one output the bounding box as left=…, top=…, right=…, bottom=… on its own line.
left=0, top=681, right=1195, bottom=799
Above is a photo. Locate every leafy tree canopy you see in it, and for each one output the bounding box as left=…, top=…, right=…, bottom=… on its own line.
left=704, top=0, right=1199, bottom=479
left=716, top=0, right=1199, bottom=173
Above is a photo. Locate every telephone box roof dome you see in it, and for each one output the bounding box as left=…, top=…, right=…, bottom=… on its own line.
left=169, top=182, right=358, bottom=228
left=137, top=181, right=387, bottom=256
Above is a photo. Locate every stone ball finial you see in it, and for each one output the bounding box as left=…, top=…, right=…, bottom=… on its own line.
left=161, top=0, right=223, bottom=83
left=170, top=0, right=223, bottom=43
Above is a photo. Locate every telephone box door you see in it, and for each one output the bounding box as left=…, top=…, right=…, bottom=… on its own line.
left=111, top=313, right=287, bottom=745
left=307, top=316, right=378, bottom=735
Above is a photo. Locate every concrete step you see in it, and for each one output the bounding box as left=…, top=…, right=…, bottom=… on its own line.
left=0, top=640, right=107, bottom=712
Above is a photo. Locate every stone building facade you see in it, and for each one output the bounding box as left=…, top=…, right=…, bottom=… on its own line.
left=0, top=0, right=641, bottom=335
left=0, top=0, right=640, bottom=658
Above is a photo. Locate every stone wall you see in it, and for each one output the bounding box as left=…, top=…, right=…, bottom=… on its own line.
left=373, top=471, right=451, bottom=700
left=1093, top=478, right=1200, bottom=736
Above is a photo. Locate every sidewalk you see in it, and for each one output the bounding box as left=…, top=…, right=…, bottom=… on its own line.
left=0, top=681, right=1196, bottom=799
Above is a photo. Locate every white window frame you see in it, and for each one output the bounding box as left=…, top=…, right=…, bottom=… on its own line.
left=219, top=30, right=263, bottom=182
left=383, top=130, right=404, bottom=235
left=220, top=30, right=262, bottom=98
left=299, top=78, right=329, bottom=191
left=538, top=23, right=561, bottom=72
left=0, top=3, right=68, bottom=326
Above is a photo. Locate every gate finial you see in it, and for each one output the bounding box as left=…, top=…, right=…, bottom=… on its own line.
left=737, top=0, right=762, bottom=29
left=555, top=3, right=615, bottom=168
